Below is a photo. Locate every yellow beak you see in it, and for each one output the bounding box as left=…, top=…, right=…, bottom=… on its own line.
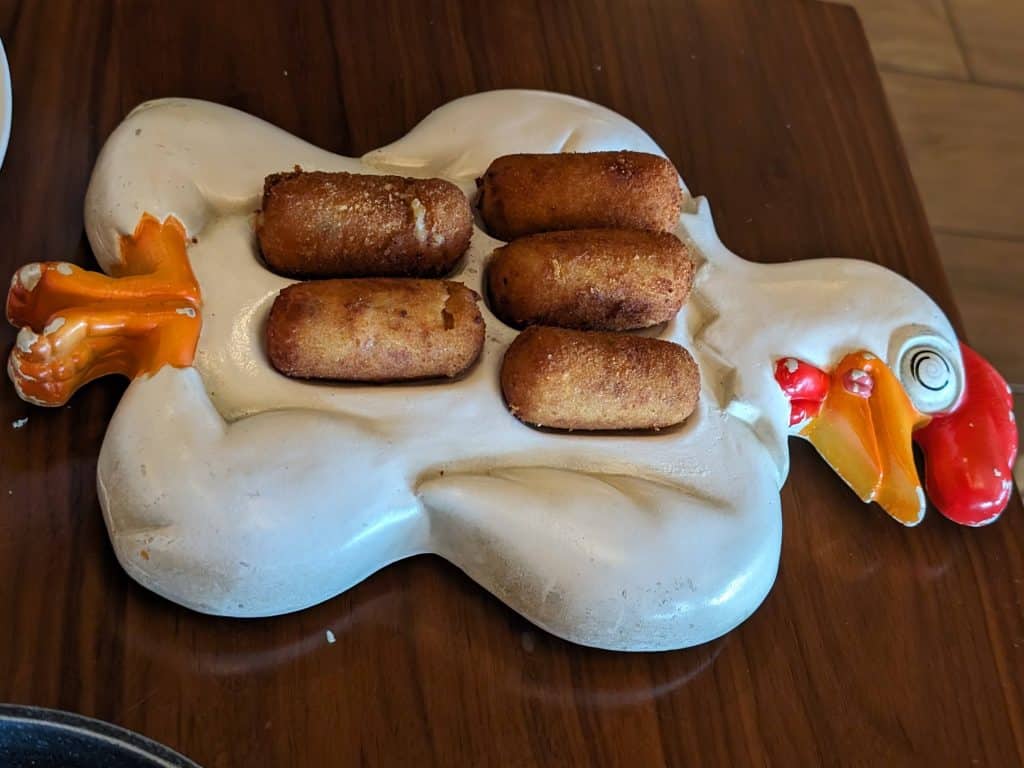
left=801, top=352, right=930, bottom=525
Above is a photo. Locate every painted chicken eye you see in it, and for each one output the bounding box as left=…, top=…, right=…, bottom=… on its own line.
left=899, top=345, right=959, bottom=413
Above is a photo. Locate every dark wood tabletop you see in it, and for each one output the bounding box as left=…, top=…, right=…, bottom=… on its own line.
left=1, top=1, right=1021, bottom=765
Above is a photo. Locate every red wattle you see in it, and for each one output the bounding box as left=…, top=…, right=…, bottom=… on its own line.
left=775, top=358, right=830, bottom=425
left=789, top=400, right=823, bottom=426
left=913, top=343, right=1018, bottom=526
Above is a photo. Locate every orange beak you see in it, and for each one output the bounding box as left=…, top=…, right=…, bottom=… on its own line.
left=793, top=352, right=930, bottom=525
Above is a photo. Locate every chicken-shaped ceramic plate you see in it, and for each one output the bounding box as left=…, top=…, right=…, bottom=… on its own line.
left=6, top=91, right=1018, bottom=651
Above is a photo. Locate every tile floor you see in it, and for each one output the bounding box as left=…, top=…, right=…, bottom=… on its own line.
left=828, top=0, right=1023, bottom=490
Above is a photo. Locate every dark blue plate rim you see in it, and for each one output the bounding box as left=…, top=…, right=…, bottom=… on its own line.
left=0, top=703, right=201, bottom=767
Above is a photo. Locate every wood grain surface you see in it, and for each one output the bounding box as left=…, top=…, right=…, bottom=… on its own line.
left=1, top=1, right=1021, bottom=765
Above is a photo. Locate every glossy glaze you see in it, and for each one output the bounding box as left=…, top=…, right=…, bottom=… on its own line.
left=914, top=343, right=1018, bottom=525
left=7, top=215, right=201, bottom=406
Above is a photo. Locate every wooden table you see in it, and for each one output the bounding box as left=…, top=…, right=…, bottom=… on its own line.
left=1, top=1, right=1021, bottom=765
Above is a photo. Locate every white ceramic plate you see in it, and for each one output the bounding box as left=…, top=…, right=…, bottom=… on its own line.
left=0, top=38, right=11, bottom=169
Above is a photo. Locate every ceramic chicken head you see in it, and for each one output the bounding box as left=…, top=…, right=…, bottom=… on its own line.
left=776, top=341, right=1016, bottom=527
left=4, top=91, right=1018, bottom=651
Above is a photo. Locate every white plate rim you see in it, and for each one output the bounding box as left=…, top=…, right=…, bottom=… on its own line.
left=0, top=37, right=13, bottom=169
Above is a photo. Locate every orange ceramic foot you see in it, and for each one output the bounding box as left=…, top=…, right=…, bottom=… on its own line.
left=6, top=214, right=201, bottom=406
